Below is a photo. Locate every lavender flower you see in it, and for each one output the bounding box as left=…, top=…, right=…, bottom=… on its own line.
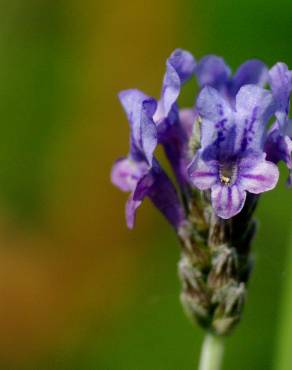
left=195, top=55, right=268, bottom=101
left=265, top=62, right=292, bottom=185
left=188, top=85, right=279, bottom=218
left=111, top=50, right=291, bottom=337
left=112, top=49, right=196, bottom=229
left=153, top=49, right=196, bottom=185
left=111, top=89, right=184, bottom=229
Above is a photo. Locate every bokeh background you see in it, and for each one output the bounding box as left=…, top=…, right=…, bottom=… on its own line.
left=0, top=0, right=291, bottom=369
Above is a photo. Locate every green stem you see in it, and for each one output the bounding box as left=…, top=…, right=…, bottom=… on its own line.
left=199, top=334, right=224, bottom=370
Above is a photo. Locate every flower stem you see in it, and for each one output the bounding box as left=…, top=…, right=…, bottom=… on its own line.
left=199, top=333, right=224, bottom=370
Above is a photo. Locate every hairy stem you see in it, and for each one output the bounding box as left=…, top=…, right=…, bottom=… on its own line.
left=199, top=334, right=224, bottom=370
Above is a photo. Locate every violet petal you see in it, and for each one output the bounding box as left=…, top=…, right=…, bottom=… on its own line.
left=125, top=194, right=142, bottom=229
left=188, top=151, right=218, bottom=190
left=230, top=59, right=268, bottom=97
left=133, top=166, right=185, bottom=229
left=211, top=183, right=246, bottom=219
left=161, top=49, right=196, bottom=119
left=235, top=85, right=275, bottom=152
left=269, top=62, right=292, bottom=127
left=239, top=154, right=279, bottom=194
left=111, top=157, right=149, bottom=192
left=195, top=55, right=231, bottom=91
left=119, top=89, right=157, bottom=164
left=196, top=86, right=233, bottom=149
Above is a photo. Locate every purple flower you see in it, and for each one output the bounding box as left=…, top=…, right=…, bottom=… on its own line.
left=111, top=89, right=184, bottom=229
left=269, top=62, right=292, bottom=128
left=111, top=49, right=196, bottom=229
left=153, top=49, right=197, bottom=185
left=188, top=85, right=279, bottom=219
left=264, top=63, right=292, bottom=185
left=111, top=52, right=289, bottom=338
left=154, top=49, right=196, bottom=125
left=195, top=55, right=268, bottom=102
left=112, top=51, right=287, bottom=228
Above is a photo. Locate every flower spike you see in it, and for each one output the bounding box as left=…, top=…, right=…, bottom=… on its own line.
left=111, top=51, right=290, bottom=340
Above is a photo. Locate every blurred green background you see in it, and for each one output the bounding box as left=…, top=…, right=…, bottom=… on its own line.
left=0, top=0, right=291, bottom=369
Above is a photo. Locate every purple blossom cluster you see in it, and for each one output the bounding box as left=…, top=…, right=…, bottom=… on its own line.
left=111, top=50, right=292, bottom=228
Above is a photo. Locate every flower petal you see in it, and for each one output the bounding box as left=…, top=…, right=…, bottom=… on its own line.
left=269, top=62, right=292, bottom=127
left=230, top=59, right=268, bottom=97
left=161, top=49, right=196, bottom=119
left=133, top=166, right=185, bottom=229
left=140, top=99, right=158, bottom=164
left=111, top=157, right=149, bottom=192
left=286, top=118, right=292, bottom=138
left=235, top=85, right=275, bottom=152
left=285, top=136, right=292, bottom=186
left=188, top=152, right=218, bottom=190
left=285, top=136, right=292, bottom=169
left=195, top=55, right=231, bottom=90
left=239, top=154, right=279, bottom=194
left=265, top=125, right=292, bottom=169
left=148, top=170, right=185, bottom=229
left=196, top=86, right=233, bottom=149
left=132, top=172, right=155, bottom=200
left=119, top=89, right=157, bottom=164
left=211, top=184, right=246, bottom=219
left=119, top=89, right=148, bottom=135
left=168, top=49, right=197, bottom=85
left=125, top=194, right=142, bottom=229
